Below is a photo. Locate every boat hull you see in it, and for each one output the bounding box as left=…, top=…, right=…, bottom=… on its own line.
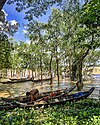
left=0, top=86, right=76, bottom=110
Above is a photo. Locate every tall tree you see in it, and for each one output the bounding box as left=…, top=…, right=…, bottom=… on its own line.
left=27, top=21, right=47, bottom=84
left=0, top=33, right=12, bottom=76
left=46, top=8, right=63, bottom=83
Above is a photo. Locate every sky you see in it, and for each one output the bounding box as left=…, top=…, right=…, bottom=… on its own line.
left=3, top=2, right=51, bottom=42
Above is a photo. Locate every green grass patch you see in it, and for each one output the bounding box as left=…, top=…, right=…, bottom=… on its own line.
left=0, top=99, right=100, bottom=125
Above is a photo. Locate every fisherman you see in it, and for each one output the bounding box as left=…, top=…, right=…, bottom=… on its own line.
left=26, top=89, right=39, bottom=103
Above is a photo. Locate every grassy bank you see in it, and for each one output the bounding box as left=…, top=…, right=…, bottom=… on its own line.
left=0, top=99, right=100, bottom=125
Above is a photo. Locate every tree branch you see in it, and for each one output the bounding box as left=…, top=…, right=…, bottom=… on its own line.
left=0, top=0, right=7, bottom=11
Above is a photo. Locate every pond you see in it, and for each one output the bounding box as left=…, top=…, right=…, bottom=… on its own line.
left=0, top=75, right=100, bottom=99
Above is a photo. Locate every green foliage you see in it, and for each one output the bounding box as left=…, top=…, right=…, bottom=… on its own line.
left=0, top=0, right=99, bottom=81
left=0, top=33, right=12, bottom=69
left=10, top=41, right=31, bottom=70
left=6, top=1, right=99, bottom=81
left=80, top=0, right=100, bottom=27
left=7, top=0, right=63, bottom=20
left=0, top=99, right=100, bottom=125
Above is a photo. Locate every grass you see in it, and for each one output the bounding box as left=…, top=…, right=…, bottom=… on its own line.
left=0, top=99, right=100, bottom=125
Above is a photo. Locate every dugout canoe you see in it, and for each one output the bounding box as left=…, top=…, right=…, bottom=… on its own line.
left=1, top=77, right=52, bottom=84
left=13, top=87, right=95, bottom=109
left=33, top=87, right=95, bottom=108
left=9, top=77, right=30, bottom=81
left=1, top=78, right=33, bottom=84
left=0, top=86, right=76, bottom=110
left=1, top=85, right=76, bottom=103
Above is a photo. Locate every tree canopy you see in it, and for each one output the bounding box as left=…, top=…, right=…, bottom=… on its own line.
left=0, top=0, right=99, bottom=88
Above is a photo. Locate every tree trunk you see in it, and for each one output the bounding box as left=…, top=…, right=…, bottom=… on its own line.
left=76, top=60, right=83, bottom=90
left=21, top=70, right=23, bottom=77
left=11, top=69, right=13, bottom=77
left=0, top=0, right=7, bottom=11
left=28, top=70, right=31, bottom=78
left=78, top=60, right=83, bottom=85
left=5, top=68, right=7, bottom=77
left=34, top=70, right=36, bottom=78
left=71, top=62, right=77, bottom=81
left=16, top=70, right=20, bottom=79
left=31, top=69, right=34, bottom=80
left=49, top=55, right=53, bottom=84
left=68, top=58, right=72, bottom=79
left=70, top=50, right=89, bottom=90
left=40, top=57, right=43, bottom=85
left=23, top=70, right=26, bottom=77
left=71, top=44, right=77, bottom=81
left=56, top=56, right=60, bottom=83
left=12, top=70, right=15, bottom=77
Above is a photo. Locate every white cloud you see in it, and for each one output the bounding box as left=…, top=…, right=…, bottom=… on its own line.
left=26, top=39, right=31, bottom=44
left=23, top=26, right=27, bottom=29
left=10, top=20, right=18, bottom=26
left=15, top=31, right=20, bottom=34
left=23, top=29, right=28, bottom=34
left=0, top=22, right=3, bottom=26
left=2, top=9, right=8, bottom=19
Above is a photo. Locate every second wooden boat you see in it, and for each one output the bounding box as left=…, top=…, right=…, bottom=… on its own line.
left=1, top=77, right=52, bottom=84
left=1, top=78, right=33, bottom=84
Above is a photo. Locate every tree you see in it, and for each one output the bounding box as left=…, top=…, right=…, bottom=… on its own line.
left=0, top=0, right=7, bottom=11
left=78, top=0, right=100, bottom=84
left=0, top=33, right=12, bottom=76
left=0, top=11, right=19, bottom=35
left=7, top=0, right=62, bottom=20
left=7, top=0, right=91, bottom=21
left=45, top=8, right=63, bottom=83
left=27, top=20, right=48, bottom=84
left=80, top=0, right=100, bottom=28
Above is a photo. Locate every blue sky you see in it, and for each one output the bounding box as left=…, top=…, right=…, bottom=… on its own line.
left=3, top=3, right=51, bottom=42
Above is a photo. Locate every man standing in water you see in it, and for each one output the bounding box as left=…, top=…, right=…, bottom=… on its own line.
left=26, top=89, right=39, bottom=103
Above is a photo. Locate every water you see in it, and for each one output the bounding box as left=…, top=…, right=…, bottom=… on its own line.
left=82, top=74, right=100, bottom=99
left=0, top=75, right=100, bottom=99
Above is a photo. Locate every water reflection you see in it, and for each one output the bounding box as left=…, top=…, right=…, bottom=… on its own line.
left=0, top=75, right=100, bottom=99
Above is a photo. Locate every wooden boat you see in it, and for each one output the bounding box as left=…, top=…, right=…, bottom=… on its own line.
left=0, top=103, right=18, bottom=110
left=0, top=86, right=76, bottom=110
left=16, top=87, right=95, bottom=109
left=37, top=87, right=95, bottom=106
left=0, top=87, right=94, bottom=110
left=1, top=85, right=76, bottom=103
left=1, top=78, right=33, bottom=84
left=1, top=77, right=51, bottom=84
left=9, top=77, right=30, bottom=81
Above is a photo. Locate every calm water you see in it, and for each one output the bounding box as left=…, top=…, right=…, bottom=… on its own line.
left=0, top=75, right=100, bottom=99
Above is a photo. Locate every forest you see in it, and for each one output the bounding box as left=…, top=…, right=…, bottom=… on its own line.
left=0, top=0, right=100, bottom=124
left=0, top=0, right=99, bottom=86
